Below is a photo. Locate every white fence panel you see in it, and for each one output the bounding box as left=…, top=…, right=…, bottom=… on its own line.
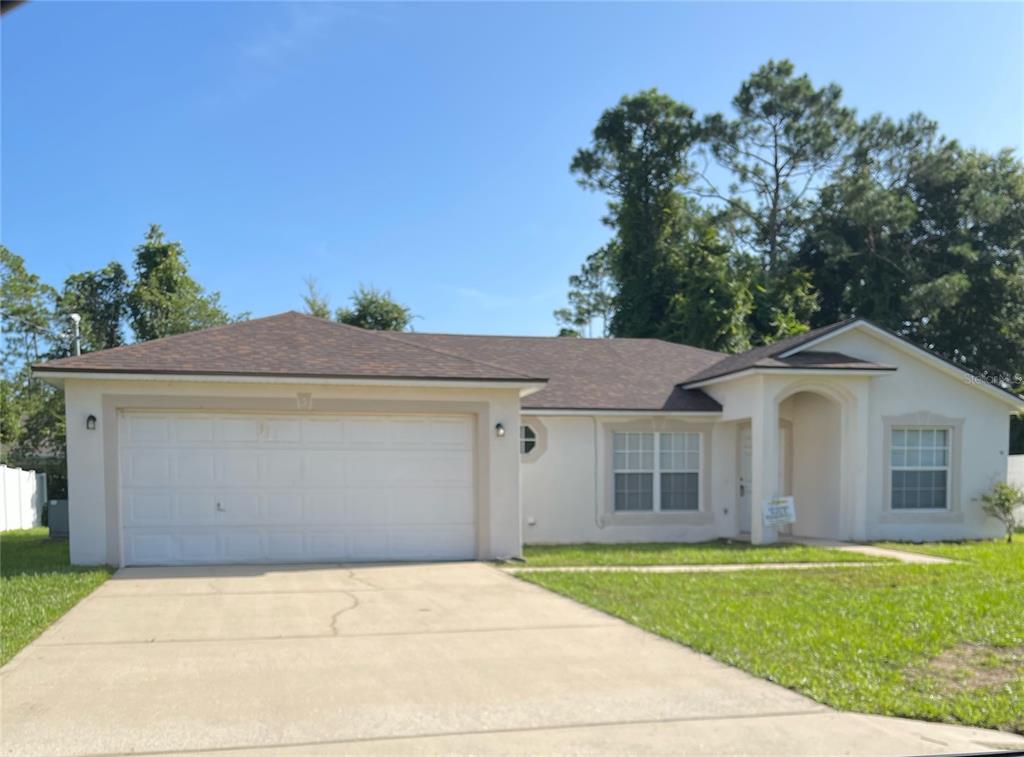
left=1009, top=455, right=1024, bottom=489
left=1009, top=456, right=1024, bottom=522
left=0, top=465, right=45, bottom=532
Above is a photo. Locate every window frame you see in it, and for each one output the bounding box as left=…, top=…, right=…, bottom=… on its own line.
left=889, top=426, right=951, bottom=511
left=520, top=424, right=537, bottom=455
left=612, top=431, right=702, bottom=513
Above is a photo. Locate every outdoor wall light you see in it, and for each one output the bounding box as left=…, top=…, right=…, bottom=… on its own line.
left=495, top=423, right=505, bottom=438
left=86, top=414, right=97, bottom=431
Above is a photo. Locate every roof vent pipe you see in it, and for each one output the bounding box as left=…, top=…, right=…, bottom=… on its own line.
left=70, top=313, right=81, bottom=356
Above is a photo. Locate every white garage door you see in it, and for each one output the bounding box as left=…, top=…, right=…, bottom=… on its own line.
left=119, top=411, right=476, bottom=565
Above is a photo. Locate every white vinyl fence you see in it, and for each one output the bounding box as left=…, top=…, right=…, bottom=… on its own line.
left=1010, top=455, right=1024, bottom=522
left=1, top=464, right=46, bottom=532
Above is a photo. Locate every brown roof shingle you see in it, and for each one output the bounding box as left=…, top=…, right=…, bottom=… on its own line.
left=394, top=332, right=725, bottom=411
left=33, top=312, right=544, bottom=383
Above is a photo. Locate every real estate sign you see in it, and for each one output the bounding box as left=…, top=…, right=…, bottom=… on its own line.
left=762, top=496, right=796, bottom=527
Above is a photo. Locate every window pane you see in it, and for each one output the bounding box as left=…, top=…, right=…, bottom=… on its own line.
left=892, top=429, right=905, bottom=446
left=892, top=470, right=948, bottom=509
left=660, top=433, right=699, bottom=472
left=906, top=429, right=919, bottom=446
left=614, top=472, right=653, bottom=511
left=661, top=472, right=699, bottom=511
left=935, top=429, right=948, bottom=446
left=891, top=448, right=906, bottom=467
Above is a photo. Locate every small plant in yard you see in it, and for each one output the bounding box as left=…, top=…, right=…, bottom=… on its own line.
left=980, top=481, right=1023, bottom=543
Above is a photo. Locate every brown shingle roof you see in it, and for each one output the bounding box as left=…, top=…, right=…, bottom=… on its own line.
left=681, top=320, right=871, bottom=385
left=32, top=312, right=544, bottom=383
left=395, top=332, right=725, bottom=411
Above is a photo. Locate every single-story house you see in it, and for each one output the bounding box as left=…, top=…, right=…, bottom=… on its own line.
left=33, top=311, right=1023, bottom=566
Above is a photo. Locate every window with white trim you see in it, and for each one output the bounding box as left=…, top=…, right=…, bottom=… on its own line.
left=520, top=425, right=537, bottom=455
left=890, top=427, right=950, bottom=510
left=613, top=432, right=701, bottom=512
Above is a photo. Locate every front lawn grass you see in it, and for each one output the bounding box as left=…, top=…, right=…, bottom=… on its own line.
left=521, top=540, right=1023, bottom=734
left=521, top=539, right=890, bottom=566
left=1, top=528, right=112, bottom=666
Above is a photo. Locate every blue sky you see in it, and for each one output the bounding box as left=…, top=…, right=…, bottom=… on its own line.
left=2, top=2, right=1022, bottom=336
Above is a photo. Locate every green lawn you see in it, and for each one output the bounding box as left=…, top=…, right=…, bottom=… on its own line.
left=1, top=528, right=112, bottom=666
left=521, top=539, right=890, bottom=566
left=521, top=540, right=1024, bottom=734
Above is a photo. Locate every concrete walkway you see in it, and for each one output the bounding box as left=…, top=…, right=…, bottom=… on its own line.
left=506, top=543, right=953, bottom=573
left=2, top=562, right=1018, bottom=757
left=504, top=561, right=879, bottom=574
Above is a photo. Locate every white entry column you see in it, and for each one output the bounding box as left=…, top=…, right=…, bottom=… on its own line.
left=749, top=379, right=780, bottom=545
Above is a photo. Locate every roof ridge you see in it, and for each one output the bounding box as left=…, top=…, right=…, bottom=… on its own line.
left=386, top=330, right=542, bottom=381
left=401, top=330, right=730, bottom=357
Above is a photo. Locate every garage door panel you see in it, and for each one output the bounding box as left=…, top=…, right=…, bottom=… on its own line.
left=126, top=492, right=174, bottom=524
left=120, top=412, right=476, bottom=565
left=262, top=451, right=304, bottom=485
left=217, top=418, right=263, bottom=443
left=217, top=450, right=260, bottom=484
left=301, top=419, right=346, bottom=444
left=265, top=419, right=301, bottom=443
left=391, top=489, right=474, bottom=524
left=305, top=492, right=348, bottom=523
left=222, top=531, right=265, bottom=561
left=345, top=489, right=390, bottom=524
left=126, top=416, right=172, bottom=444
left=125, top=449, right=172, bottom=486
left=179, top=532, right=218, bottom=562
left=266, top=531, right=307, bottom=560
left=345, top=418, right=391, bottom=446
left=176, top=450, right=216, bottom=484
left=175, top=418, right=215, bottom=443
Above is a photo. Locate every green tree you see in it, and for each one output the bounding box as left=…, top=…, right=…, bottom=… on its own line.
left=801, top=117, right=1024, bottom=386
left=554, top=244, right=616, bottom=338
left=0, top=248, right=64, bottom=467
left=571, top=90, right=700, bottom=339
left=127, top=224, right=233, bottom=341
left=1, top=246, right=55, bottom=370
left=54, top=262, right=130, bottom=355
left=699, top=59, right=856, bottom=269
left=336, top=285, right=412, bottom=331
left=301, top=277, right=332, bottom=319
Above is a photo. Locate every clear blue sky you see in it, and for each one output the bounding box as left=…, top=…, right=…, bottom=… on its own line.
left=3, top=2, right=1022, bottom=336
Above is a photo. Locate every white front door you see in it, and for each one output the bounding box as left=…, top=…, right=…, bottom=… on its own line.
left=119, top=411, right=476, bottom=566
left=738, top=426, right=752, bottom=532
left=738, top=424, right=789, bottom=535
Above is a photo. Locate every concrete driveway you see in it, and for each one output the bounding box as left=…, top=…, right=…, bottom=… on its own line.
left=2, top=562, right=1021, bottom=757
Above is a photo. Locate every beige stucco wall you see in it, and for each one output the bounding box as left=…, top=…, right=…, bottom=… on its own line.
left=780, top=392, right=841, bottom=539
left=63, top=378, right=524, bottom=565
left=822, top=329, right=1013, bottom=541
left=520, top=414, right=735, bottom=544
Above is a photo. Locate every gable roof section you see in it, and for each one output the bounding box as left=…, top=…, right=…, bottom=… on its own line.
left=394, top=332, right=724, bottom=411
left=682, top=317, right=1023, bottom=409
left=681, top=320, right=877, bottom=386
left=32, top=312, right=544, bottom=384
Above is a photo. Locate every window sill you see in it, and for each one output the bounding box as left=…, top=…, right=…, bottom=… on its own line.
left=605, top=510, right=714, bottom=527
left=879, top=509, right=963, bottom=524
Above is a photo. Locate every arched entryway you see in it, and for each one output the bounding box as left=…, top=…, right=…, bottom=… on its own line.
left=777, top=389, right=844, bottom=540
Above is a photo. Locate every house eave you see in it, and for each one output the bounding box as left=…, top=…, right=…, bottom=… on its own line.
left=31, top=368, right=548, bottom=395
left=681, top=366, right=898, bottom=390
left=522, top=408, right=723, bottom=418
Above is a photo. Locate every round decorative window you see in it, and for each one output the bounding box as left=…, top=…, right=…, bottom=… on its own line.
left=520, top=425, right=537, bottom=454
